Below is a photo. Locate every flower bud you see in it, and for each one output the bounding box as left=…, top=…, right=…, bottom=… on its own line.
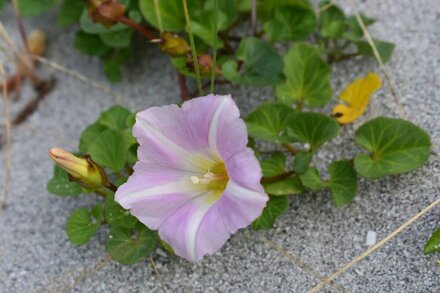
left=159, top=32, right=191, bottom=57
left=86, top=0, right=125, bottom=28
left=27, top=29, right=46, bottom=57
left=186, top=54, right=222, bottom=76
left=48, top=148, right=109, bottom=189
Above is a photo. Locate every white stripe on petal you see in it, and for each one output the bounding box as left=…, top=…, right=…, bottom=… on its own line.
left=137, top=118, right=192, bottom=158
left=118, top=179, right=201, bottom=206
left=208, top=98, right=228, bottom=154
left=227, top=180, right=268, bottom=202
left=185, top=195, right=216, bottom=261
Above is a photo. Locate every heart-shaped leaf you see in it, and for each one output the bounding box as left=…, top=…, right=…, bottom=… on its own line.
left=47, top=166, right=82, bottom=196
left=74, top=32, right=111, bottom=57
left=354, top=117, right=431, bottom=178
left=328, top=160, right=357, bottom=206
left=106, top=223, right=157, bottom=265
left=222, top=37, right=284, bottom=86
left=66, top=204, right=102, bottom=245
left=252, top=195, right=289, bottom=230
left=105, top=194, right=138, bottom=228
left=87, top=129, right=127, bottom=171
left=299, top=167, right=326, bottom=191
left=319, top=0, right=346, bottom=38
left=246, top=103, right=296, bottom=143
left=98, top=105, right=132, bottom=130
left=287, top=112, right=339, bottom=151
left=276, top=44, right=332, bottom=107
left=79, top=122, right=108, bottom=153
left=292, top=151, right=313, bottom=173
left=263, top=5, right=316, bottom=42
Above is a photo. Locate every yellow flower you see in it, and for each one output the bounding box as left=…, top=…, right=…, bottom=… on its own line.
left=332, top=73, right=382, bottom=124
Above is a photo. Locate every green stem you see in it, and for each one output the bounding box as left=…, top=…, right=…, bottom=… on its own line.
left=210, top=0, right=218, bottom=94
left=117, top=16, right=157, bottom=41
left=106, top=182, right=118, bottom=193
left=182, top=0, right=203, bottom=96
left=261, top=170, right=296, bottom=184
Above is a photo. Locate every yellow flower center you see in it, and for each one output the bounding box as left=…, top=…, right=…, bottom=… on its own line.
left=190, top=161, right=229, bottom=203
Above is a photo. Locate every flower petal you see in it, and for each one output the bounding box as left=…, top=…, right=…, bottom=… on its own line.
left=182, top=94, right=248, bottom=161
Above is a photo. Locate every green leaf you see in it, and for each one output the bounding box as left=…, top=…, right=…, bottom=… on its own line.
left=264, top=177, right=304, bottom=196
left=424, top=227, right=440, bottom=254
left=101, top=49, right=133, bottom=82
left=276, top=43, right=332, bottom=107
left=191, top=9, right=228, bottom=47
left=47, top=166, right=82, bottom=196
left=286, top=112, right=339, bottom=150
left=139, top=0, right=200, bottom=31
left=104, top=193, right=138, bottom=228
left=356, top=39, right=395, bottom=63
left=292, top=151, right=313, bottom=173
left=252, top=196, right=289, bottom=230
left=98, top=105, right=132, bottom=130
left=319, top=0, right=346, bottom=38
left=344, top=14, right=375, bottom=41
left=0, top=0, right=4, bottom=10
left=58, top=0, right=84, bottom=26
left=18, top=0, right=57, bottom=17
left=245, top=103, right=296, bottom=143
left=100, top=29, right=133, bottom=48
left=260, top=153, right=286, bottom=177
left=222, top=37, right=284, bottom=86
left=299, top=167, right=325, bottom=190
left=258, top=0, right=313, bottom=21
left=88, top=129, right=127, bottom=171
left=79, top=122, right=108, bottom=154
left=354, top=117, right=431, bottom=178
left=66, top=205, right=102, bottom=245
left=74, top=31, right=111, bottom=57
left=204, top=0, right=238, bottom=27
left=263, top=5, right=316, bottom=42
left=328, top=160, right=357, bottom=206
left=107, top=223, right=157, bottom=265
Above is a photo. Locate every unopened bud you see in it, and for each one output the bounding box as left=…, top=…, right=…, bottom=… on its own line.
left=86, top=0, right=125, bottom=28
left=27, top=29, right=46, bottom=57
left=187, top=54, right=222, bottom=76
left=49, top=148, right=109, bottom=189
left=159, top=32, right=191, bottom=57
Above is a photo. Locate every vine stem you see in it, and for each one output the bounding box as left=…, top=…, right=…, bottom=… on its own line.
left=261, top=170, right=296, bottom=184
left=106, top=182, right=118, bottom=193
left=182, top=0, right=203, bottom=96
left=210, top=0, right=218, bottom=94
left=117, top=16, right=157, bottom=41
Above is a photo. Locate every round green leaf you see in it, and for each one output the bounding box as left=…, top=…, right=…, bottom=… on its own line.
left=286, top=112, right=339, bottom=150
left=299, top=167, right=325, bottom=191
left=222, top=37, right=284, bottom=86
left=292, top=151, right=313, bottom=174
left=319, top=0, right=346, bottom=38
left=58, top=0, right=85, bottom=27
left=424, top=227, right=440, bottom=254
left=245, top=103, right=297, bottom=143
left=98, top=105, right=132, bottom=130
left=252, top=196, right=289, bottom=230
left=66, top=205, right=102, bottom=245
left=354, top=117, right=431, bottom=178
left=328, top=160, right=357, bottom=206
left=264, top=5, right=316, bottom=42
left=47, top=166, right=82, bottom=196
left=139, top=0, right=199, bottom=31
left=105, top=194, right=138, bottom=228
left=264, top=177, right=304, bottom=196
left=74, top=31, right=111, bottom=57
left=100, top=29, right=133, bottom=48
left=88, top=129, right=127, bottom=171
left=276, top=43, right=332, bottom=107
left=79, top=122, right=108, bottom=153
left=260, top=153, right=286, bottom=177
left=107, top=223, right=158, bottom=265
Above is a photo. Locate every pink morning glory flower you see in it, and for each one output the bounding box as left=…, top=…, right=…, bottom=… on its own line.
left=115, top=94, right=268, bottom=261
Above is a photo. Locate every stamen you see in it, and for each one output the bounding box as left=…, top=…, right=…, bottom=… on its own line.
left=190, top=176, right=200, bottom=184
